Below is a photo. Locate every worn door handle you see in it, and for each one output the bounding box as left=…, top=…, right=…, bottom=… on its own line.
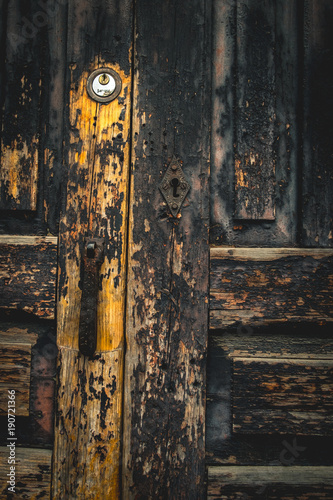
left=79, top=238, right=104, bottom=356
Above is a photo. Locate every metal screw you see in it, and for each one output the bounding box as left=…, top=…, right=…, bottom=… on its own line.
left=163, top=183, right=169, bottom=190
left=172, top=203, right=178, bottom=210
left=171, top=164, right=178, bottom=171
left=99, top=73, right=110, bottom=85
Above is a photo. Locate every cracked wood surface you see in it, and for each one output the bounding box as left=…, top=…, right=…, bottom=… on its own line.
left=0, top=236, right=58, bottom=319
left=123, top=0, right=211, bottom=497
left=210, top=247, right=333, bottom=329
left=52, top=1, right=133, bottom=498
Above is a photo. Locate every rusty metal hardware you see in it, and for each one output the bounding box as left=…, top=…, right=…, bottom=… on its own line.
left=79, top=238, right=104, bottom=356
left=87, top=67, right=122, bottom=103
left=159, top=156, right=190, bottom=217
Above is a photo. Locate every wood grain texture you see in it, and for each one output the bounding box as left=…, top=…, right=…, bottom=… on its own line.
left=123, top=0, right=211, bottom=497
left=0, top=335, right=32, bottom=416
left=0, top=0, right=42, bottom=211
left=233, top=357, right=333, bottom=435
left=53, top=1, right=133, bottom=497
left=0, top=446, right=52, bottom=499
left=235, top=0, right=275, bottom=220
left=210, top=0, right=300, bottom=245
left=206, top=331, right=333, bottom=466
left=208, top=466, right=333, bottom=499
left=302, top=0, right=333, bottom=247
left=0, top=237, right=58, bottom=318
left=0, top=321, right=57, bottom=448
left=52, top=348, right=123, bottom=498
left=210, top=247, right=333, bottom=329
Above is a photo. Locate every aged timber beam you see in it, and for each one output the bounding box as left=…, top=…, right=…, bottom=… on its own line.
left=52, top=1, right=133, bottom=498
left=123, top=0, right=211, bottom=498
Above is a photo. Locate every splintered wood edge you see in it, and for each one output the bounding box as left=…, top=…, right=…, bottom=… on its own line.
left=207, top=466, right=333, bottom=486
left=0, top=235, right=58, bottom=245
left=210, top=247, right=333, bottom=260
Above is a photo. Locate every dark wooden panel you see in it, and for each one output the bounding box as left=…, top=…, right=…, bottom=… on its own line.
left=0, top=320, right=56, bottom=448
left=0, top=447, right=51, bottom=498
left=0, top=236, right=57, bottom=318
left=235, top=0, right=275, bottom=220
left=0, top=0, right=42, bottom=211
left=123, top=0, right=211, bottom=497
left=210, top=247, right=333, bottom=329
left=206, top=331, right=333, bottom=465
left=211, top=0, right=299, bottom=245
left=0, top=332, right=35, bottom=416
left=39, top=0, right=67, bottom=233
left=233, top=357, right=333, bottom=435
left=208, top=466, right=333, bottom=499
left=302, top=0, right=333, bottom=247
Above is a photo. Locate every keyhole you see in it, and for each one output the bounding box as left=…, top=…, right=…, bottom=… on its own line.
left=171, top=178, right=180, bottom=197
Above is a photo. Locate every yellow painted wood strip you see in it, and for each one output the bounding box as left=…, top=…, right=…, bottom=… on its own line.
left=52, top=347, right=123, bottom=499
left=53, top=3, right=133, bottom=497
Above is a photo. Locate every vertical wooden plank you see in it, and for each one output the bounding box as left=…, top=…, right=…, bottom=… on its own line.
left=0, top=1, right=41, bottom=210
left=302, top=0, right=333, bottom=247
left=210, top=0, right=236, bottom=244
left=123, top=0, right=211, bottom=498
left=210, top=0, right=299, bottom=246
left=235, top=0, right=276, bottom=220
left=52, top=0, right=133, bottom=498
left=40, top=0, right=67, bottom=233
left=275, top=0, right=299, bottom=244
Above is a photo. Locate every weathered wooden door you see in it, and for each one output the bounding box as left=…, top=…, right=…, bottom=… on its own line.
left=207, top=1, right=333, bottom=498
left=0, top=0, right=210, bottom=498
left=1, top=0, right=333, bottom=499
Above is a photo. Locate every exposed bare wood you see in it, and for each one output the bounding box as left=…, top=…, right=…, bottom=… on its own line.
left=122, top=0, right=211, bottom=497
left=233, top=357, right=333, bottom=435
left=210, top=247, right=333, bottom=328
left=208, top=466, right=333, bottom=499
left=0, top=238, right=58, bottom=318
left=235, top=0, right=276, bottom=220
left=52, top=1, right=133, bottom=497
left=0, top=447, right=52, bottom=499
left=0, top=1, right=41, bottom=211
left=0, top=340, right=32, bottom=416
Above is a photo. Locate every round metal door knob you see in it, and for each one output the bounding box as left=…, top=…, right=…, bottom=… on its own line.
left=87, top=68, right=122, bottom=103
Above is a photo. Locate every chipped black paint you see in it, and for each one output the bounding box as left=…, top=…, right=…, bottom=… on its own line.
left=124, top=0, right=211, bottom=497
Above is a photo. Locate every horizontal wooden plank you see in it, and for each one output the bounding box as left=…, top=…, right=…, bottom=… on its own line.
left=0, top=343, right=31, bottom=417
left=233, top=357, right=333, bottom=435
left=210, top=247, right=333, bottom=328
left=210, top=246, right=333, bottom=260
left=0, top=329, right=37, bottom=417
left=208, top=466, right=333, bottom=499
left=209, top=332, right=333, bottom=360
left=0, top=446, right=51, bottom=499
left=0, top=236, right=58, bottom=319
